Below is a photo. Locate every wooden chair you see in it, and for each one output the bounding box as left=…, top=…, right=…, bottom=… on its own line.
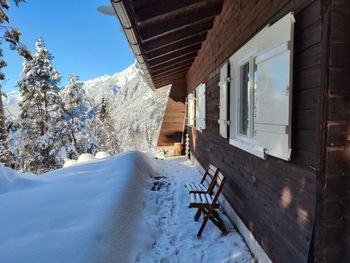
left=185, top=164, right=219, bottom=194
left=189, top=171, right=228, bottom=237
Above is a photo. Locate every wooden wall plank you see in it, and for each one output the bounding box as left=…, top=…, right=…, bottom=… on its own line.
left=186, top=1, right=321, bottom=262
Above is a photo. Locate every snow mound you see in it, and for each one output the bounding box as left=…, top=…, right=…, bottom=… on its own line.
left=0, top=151, right=156, bottom=263
left=0, top=167, right=37, bottom=194
left=77, top=153, right=96, bottom=163
left=95, top=151, right=110, bottom=159
left=63, top=159, right=77, bottom=168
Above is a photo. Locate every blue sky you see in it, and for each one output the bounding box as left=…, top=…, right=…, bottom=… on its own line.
left=3, top=0, right=134, bottom=92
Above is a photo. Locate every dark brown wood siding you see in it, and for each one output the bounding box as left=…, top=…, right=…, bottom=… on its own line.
left=157, top=79, right=186, bottom=146
left=313, top=0, right=350, bottom=261
left=186, top=1, right=322, bottom=262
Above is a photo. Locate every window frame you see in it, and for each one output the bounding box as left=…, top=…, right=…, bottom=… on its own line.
left=229, top=45, right=265, bottom=159
left=228, top=12, right=295, bottom=160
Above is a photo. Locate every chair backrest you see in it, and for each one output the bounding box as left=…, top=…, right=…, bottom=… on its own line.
left=208, top=170, right=226, bottom=203
left=200, top=163, right=218, bottom=184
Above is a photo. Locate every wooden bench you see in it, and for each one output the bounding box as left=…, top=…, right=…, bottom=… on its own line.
left=185, top=164, right=219, bottom=194
left=189, top=171, right=228, bottom=237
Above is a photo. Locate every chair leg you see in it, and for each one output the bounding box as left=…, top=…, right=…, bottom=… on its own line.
left=194, top=208, right=202, bottom=221
left=197, top=215, right=209, bottom=237
left=209, top=214, right=228, bottom=235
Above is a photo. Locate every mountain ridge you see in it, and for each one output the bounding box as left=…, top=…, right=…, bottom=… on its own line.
left=4, top=63, right=170, bottom=153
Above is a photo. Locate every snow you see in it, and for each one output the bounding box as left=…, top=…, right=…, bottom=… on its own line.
left=95, top=151, right=111, bottom=159
left=63, top=159, right=77, bottom=168
left=0, top=151, right=154, bottom=263
left=0, top=152, right=253, bottom=263
left=5, top=62, right=170, bottom=157
left=77, top=153, right=96, bottom=163
left=136, top=157, right=253, bottom=262
left=64, top=152, right=110, bottom=168
left=3, top=90, right=21, bottom=117
left=0, top=167, right=36, bottom=194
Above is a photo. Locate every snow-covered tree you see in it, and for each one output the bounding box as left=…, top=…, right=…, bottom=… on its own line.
left=17, top=38, right=66, bottom=173
left=99, top=97, right=109, bottom=122
left=92, top=97, right=119, bottom=154
left=61, top=74, right=97, bottom=158
left=0, top=0, right=31, bottom=167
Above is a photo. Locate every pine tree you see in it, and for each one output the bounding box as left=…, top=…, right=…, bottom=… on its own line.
left=17, top=38, right=65, bottom=173
left=0, top=0, right=31, bottom=167
left=99, top=97, right=109, bottom=122
left=92, top=97, right=119, bottom=154
left=61, top=74, right=97, bottom=158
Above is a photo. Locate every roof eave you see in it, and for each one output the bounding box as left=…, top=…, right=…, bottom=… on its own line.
left=110, top=0, right=156, bottom=91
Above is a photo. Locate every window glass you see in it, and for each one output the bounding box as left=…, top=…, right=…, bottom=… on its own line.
left=239, top=62, right=250, bottom=135
left=253, top=60, right=258, bottom=120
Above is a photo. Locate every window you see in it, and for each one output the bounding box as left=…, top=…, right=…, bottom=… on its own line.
left=196, top=83, right=206, bottom=131
left=228, top=12, right=295, bottom=161
left=239, top=62, right=250, bottom=136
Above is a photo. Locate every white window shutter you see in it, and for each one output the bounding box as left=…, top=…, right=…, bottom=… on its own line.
left=196, top=83, right=206, bottom=130
left=187, top=93, right=194, bottom=126
left=218, top=63, right=229, bottom=138
left=254, top=13, right=295, bottom=161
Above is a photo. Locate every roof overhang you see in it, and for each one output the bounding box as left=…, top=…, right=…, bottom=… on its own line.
left=110, top=0, right=223, bottom=89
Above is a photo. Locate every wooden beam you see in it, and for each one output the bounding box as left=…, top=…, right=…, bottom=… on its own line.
left=155, top=81, right=174, bottom=89
left=154, top=71, right=187, bottom=83
left=147, top=43, right=201, bottom=64
left=150, top=57, right=194, bottom=73
left=138, top=0, right=222, bottom=29
left=148, top=50, right=198, bottom=67
left=154, top=78, right=180, bottom=88
left=153, top=73, right=188, bottom=86
left=149, top=57, right=195, bottom=71
left=134, top=0, right=203, bottom=22
left=154, top=77, right=186, bottom=88
left=144, top=34, right=206, bottom=59
left=129, top=0, right=160, bottom=9
left=150, top=61, right=193, bottom=75
left=139, top=5, right=221, bottom=42
left=141, top=17, right=213, bottom=46
left=152, top=66, right=190, bottom=78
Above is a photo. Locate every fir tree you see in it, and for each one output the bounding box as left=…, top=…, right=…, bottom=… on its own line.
left=61, top=74, right=97, bottom=158
left=99, top=97, right=109, bottom=122
left=0, top=0, right=31, bottom=167
left=92, top=97, right=119, bottom=154
left=17, top=38, right=65, bottom=173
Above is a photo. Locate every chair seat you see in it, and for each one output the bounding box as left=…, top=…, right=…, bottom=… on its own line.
left=185, top=182, right=208, bottom=193
left=189, top=193, right=220, bottom=208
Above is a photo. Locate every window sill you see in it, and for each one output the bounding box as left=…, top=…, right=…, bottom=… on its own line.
left=229, top=138, right=266, bottom=159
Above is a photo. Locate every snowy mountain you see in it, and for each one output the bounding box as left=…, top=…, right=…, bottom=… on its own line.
left=3, top=90, right=21, bottom=118
left=4, top=63, right=170, bottom=154
left=82, top=63, right=170, bottom=153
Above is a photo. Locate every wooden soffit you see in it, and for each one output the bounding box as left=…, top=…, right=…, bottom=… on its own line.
left=116, top=0, right=223, bottom=89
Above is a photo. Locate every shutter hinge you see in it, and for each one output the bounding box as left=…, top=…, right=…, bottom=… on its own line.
left=227, top=77, right=231, bottom=82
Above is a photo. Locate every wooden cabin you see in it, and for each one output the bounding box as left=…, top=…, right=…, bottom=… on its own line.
left=110, top=0, right=350, bottom=262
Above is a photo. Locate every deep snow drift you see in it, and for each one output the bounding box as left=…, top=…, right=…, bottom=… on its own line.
left=0, top=152, right=253, bottom=263
left=0, top=151, right=155, bottom=263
